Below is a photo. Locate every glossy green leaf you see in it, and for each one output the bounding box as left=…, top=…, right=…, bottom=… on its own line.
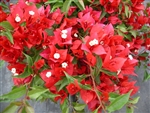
left=58, top=78, right=68, bottom=91
left=126, top=107, right=134, bottom=113
left=0, top=31, right=14, bottom=44
left=25, top=105, right=34, bottom=113
left=28, top=88, right=48, bottom=99
left=42, top=92, right=59, bottom=99
left=107, top=91, right=132, bottom=112
left=96, top=55, right=102, bottom=69
left=101, top=69, right=117, bottom=76
left=91, top=108, right=98, bottom=113
left=73, top=0, right=85, bottom=11
left=51, top=2, right=63, bottom=12
left=64, top=71, right=74, bottom=83
left=45, top=29, right=54, bottom=36
left=2, top=103, right=18, bottom=113
left=125, top=5, right=129, bottom=18
left=45, top=0, right=59, bottom=4
left=73, top=103, right=86, bottom=111
left=128, top=96, right=140, bottom=104
left=0, top=60, right=5, bottom=68
left=143, top=71, right=150, bottom=82
left=62, top=0, right=72, bottom=15
left=109, top=92, right=120, bottom=102
left=60, top=99, right=69, bottom=113
left=0, top=2, right=8, bottom=9
left=0, top=85, right=26, bottom=100
left=0, top=21, right=14, bottom=30
left=23, top=53, right=33, bottom=66
left=129, top=30, right=136, bottom=38
left=14, top=66, right=33, bottom=78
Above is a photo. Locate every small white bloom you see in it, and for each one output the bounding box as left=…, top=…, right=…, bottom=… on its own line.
left=61, top=33, right=67, bottom=39
left=15, top=16, right=21, bottom=22
left=110, top=56, right=112, bottom=59
left=117, top=70, right=121, bottom=75
left=61, top=30, right=68, bottom=34
left=46, top=72, right=52, bottom=78
left=93, top=39, right=98, bottom=45
left=89, top=39, right=98, bottom=46
left=25, top=1, right=29, bottom=5
left=74, top=33, right=78, bottom=37
left=14, top=73, right=19, bottom=76
left=54, top=53, right=60, bottom=59
left=126, top=43, right=130, bottom=47
left=29, top=11, right=35, bottom=15
left=134, top=49, right=138, bottom=53
left=100, top=41, right=104, bottom=45
left=11, top=68, right=16, bottom=74
left=128, top=54, right=133, bottom=60
left=147, top=44, right=150, bottom=48
left=62, top=62, right=68, bottom=68
left=43, top=45, right=47, bottom=49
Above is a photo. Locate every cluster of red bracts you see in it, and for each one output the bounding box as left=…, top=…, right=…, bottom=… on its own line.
left=0, top=0, right=150, bottom=112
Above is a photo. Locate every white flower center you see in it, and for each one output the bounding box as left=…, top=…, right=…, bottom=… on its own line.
left=134, top=49, right=138, bottom=53
left=54, top=53, right=60, bottom=59
left=14, top=73, right=19, bottom=76
left=147, top=44, right=150, bottom=48
left=11, top=68, right=16, bottom=74
left=74, top=33, right=78, bottom=37
left=61, top=33, right=67, bottom=39
left=29, top=11, right=35, bottom=15
left=89, top=39, right=98, bottom=46
left=117, top=69, right=121, bottom=75
left=46, top=72, right=52, bottom=78
left=128, top=55, right=133, bottom=60
left=126, top=43, right=130, bottom=47
left=62, top=62, right=68, bottom=68
left=100, top=41, right=104, bottom=45
left=43, top=45, right=46, bottom=49
left=61, top=30, right=68, bottom=34
left=110, top=56, right=112, bottom=59
left=15, top=16, right=21, bottom=22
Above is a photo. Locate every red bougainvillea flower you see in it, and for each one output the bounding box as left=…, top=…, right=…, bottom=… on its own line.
left=34, top=59, right=45, bottom=70
left=66, top=80, right=81, bottom=95
left=0, top=7, right=7, bottom=22
left=80, top=89, right=95, bottom=104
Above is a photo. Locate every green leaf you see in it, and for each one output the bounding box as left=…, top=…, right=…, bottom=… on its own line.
left=73, top=103, right=86, bottom=111
left=109, top=92, right=120, bottom=102
left=25, top=105, right=34, bottom=113
left=129, top=30, right=136, bottom=38
left=126, top=107, right=134, bottom=113
left=62, top=0, right=72, bottom=15
left=0, top=85, right=26, bottom=100
left=45, top=0, right=59, bottom=4
left=125, top=5, right=129, bottom=18
left=80, top=84, right=92, bottom=90
left=23, top=53, right=33, bottom=66
left=41, top=91, right=59, bottom=99
left=58, top=78, right=68, bottom=91
left=101, top=69, right=117, bottom=76
left=28, top=88, right=49, bottom=99
left=0, top=60, right=5, bottom=68
left=64, top=71, right=74, bottom=83
left=73, top=0, right=85, bottom=11
left=0, top=2, right=8, bottom=9
left=143, top=71, right=150, bottom=82
left=0, top=21, right=14, bottom=30
left=51, top=2, right=63, bottom=12
left=100, top=8, right=107, bottom=20
left=117, top=24, right=127, bottom=33
left=60, top=99, right=69, bottom=113
left=107, top=90, right=132, bottom=112
left=14, top=66, right=33, bottom=78
left=2, top=103, right=18, bottom=113
left=128, top=96, right=140, bottom=104
left=0, top=30, right=14, bottom=44
left=96, top=55, right=102, bottom=69
left=45, top=29, right=54, bottom=36
left=91, top=108, right=98, bottom=113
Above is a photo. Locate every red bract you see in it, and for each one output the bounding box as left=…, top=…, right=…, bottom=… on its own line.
left=1, top=0, right=150, bottom=113
left=66, top=80, right=80, bottom=95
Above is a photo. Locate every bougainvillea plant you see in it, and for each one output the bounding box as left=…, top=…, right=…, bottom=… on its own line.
left=0, top=0, right=150, bottom=113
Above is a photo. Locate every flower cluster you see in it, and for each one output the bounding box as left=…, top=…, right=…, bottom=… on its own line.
left=0, top=0, right=150, bottom=113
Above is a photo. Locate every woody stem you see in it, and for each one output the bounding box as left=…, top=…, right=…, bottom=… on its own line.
left=91, top=74, right=107, bottom=113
